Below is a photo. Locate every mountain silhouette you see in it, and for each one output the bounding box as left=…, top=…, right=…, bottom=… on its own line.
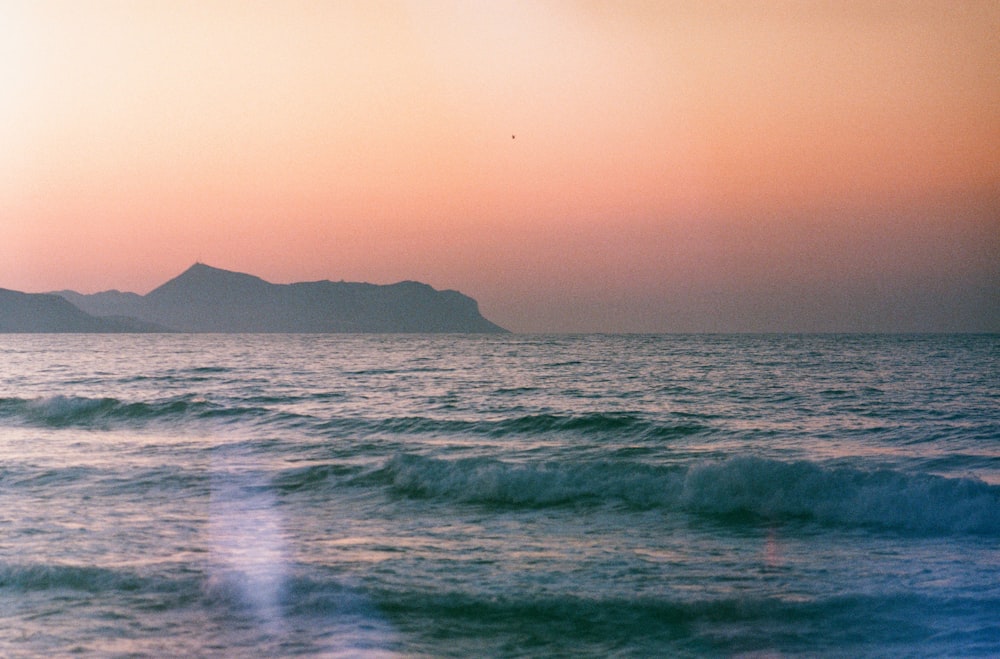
left=55, top=263, right=508, bottom=333
left=0, top=289, right=165, bottom=332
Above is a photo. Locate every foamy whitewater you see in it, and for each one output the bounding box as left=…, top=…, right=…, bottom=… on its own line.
left=1, top=334, right=997, bottom=657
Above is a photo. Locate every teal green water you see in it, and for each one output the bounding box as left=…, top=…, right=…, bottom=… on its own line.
left=1, top=334, right=998, bottom=656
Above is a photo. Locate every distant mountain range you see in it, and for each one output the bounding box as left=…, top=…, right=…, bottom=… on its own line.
left=0, top=288, right=167, bottom=332
left=1, top=263, right=507, bottom=333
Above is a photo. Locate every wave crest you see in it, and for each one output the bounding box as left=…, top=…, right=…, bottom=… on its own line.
left=0, top=563, right=150, bottom=593
left=680, top=457, right=1000, bottom=534
left=378, top=454, right=1000, bottom=535
left=332, top=412, right=708, bottom=440
left=0, top=395, right=269, bottom=428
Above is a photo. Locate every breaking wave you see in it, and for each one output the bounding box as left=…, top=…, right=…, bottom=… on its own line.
left=376, top=454, right=1000, bottom=535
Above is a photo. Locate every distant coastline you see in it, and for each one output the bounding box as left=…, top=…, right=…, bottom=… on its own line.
left=1, top=264, right=507, bottom=333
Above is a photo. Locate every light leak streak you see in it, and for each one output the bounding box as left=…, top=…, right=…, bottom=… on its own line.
left=206, top=438, right=400, bottom=653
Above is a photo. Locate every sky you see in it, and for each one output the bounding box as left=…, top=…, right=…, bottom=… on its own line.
left=2, top=0, right=998, bottom=332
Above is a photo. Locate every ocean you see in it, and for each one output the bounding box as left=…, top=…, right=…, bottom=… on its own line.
left=0, top=333, right=997, bottom=657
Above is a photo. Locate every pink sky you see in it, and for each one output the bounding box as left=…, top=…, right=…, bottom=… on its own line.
left=2, top=1, right=998, bottom=331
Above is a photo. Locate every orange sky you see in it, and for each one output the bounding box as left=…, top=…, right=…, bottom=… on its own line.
left=2, top=0, right=998, bottom=331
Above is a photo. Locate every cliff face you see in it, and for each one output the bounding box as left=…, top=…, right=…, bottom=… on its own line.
left=55, top=264, right=508, bottom=333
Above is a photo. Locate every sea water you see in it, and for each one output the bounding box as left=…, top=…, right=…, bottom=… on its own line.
left=0, top=334, right=997, bottom=657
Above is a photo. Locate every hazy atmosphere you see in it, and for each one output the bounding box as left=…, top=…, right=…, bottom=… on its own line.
left=3, top=0, right=998, bottom=332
